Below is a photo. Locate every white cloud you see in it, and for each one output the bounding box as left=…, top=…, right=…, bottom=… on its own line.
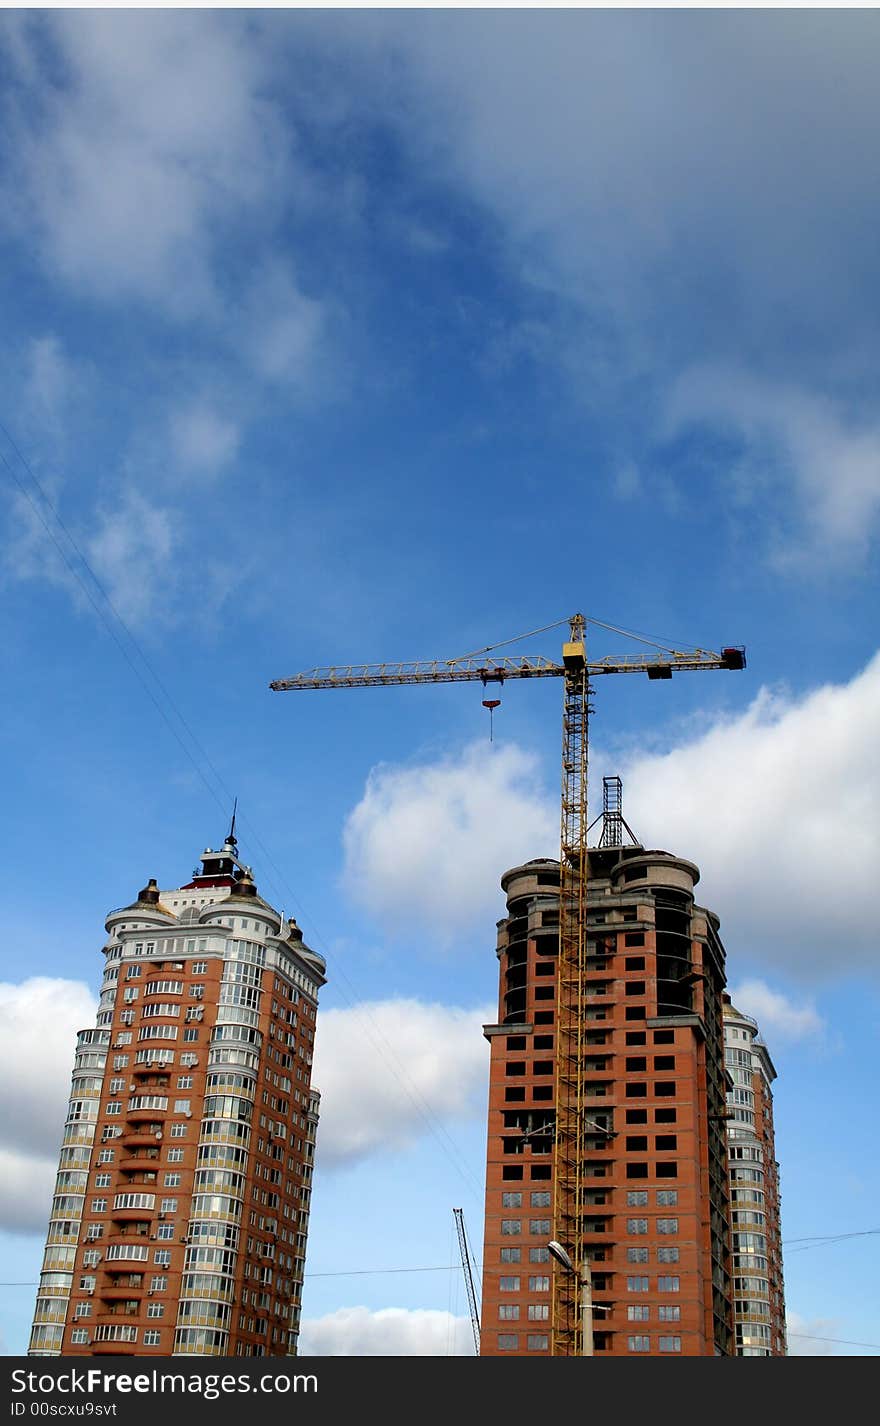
left=728, top=979, right=823, bottom=1043
left=86, top=487, right=177, bottom=627
left=616, top=653, right=880, bottom=978
left=665, top=369, right=880, bottom=565
left=312, top=999, right=492, bottom=1168
left=238, top=260, right=328, bottom=390
left=786, top=1311, right=845, bottom=1357
left=343, top=742, right=557, bottom=939
left=299, top=1305, right=473, bottom=1356
left=170, top=402, right=241, bottom=475
left=3, top=11, right=287, bottom=314
left=0, top=977, right=96, bottom=1234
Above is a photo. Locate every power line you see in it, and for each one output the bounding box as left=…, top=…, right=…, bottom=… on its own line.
left=787, top=1333, right=880, bottom=1351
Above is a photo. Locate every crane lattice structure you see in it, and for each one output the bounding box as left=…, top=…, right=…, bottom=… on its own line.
left=453, top=1207, right=481, bottom=1355
left=271, top=615, right=745, bottom=1356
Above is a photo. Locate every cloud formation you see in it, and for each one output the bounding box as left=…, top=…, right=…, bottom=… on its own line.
left=616, top=652, right=880, bottom=978
left=0, top=977, right=96, bottom=1234
left=666, top=369, right=880, bottom=565
left=312, top=999, right=491, bottom=1168
left=342, top=742, right=557, bottom=940
left=299, top=1305, right=473, bottom=1356
left=728, top=979, right=824, bottom=1044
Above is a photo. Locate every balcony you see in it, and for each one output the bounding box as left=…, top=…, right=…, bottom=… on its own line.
left=120, top=1130, right=164, bottom=1149
left=126, top=1108, right=168, bottom=1126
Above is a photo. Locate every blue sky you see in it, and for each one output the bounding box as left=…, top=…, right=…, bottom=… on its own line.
left=1, top=8, right=879, bottom=1357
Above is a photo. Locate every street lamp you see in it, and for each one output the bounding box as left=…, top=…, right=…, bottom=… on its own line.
left=548, top=1239, right=593, bottom=1358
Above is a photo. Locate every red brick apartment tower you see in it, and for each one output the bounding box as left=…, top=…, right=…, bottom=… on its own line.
left=28, top=833, right=325, bottom=1357
left=723, top=996, right=786, bottom=1355
left=480, top=844, right=733, bottom=1357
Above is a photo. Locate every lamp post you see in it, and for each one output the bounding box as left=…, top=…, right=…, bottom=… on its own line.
left=548, top=1239, right=593, bottom=1357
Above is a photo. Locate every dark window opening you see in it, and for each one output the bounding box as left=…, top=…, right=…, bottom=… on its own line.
left=625, top=1109, right=648, bottom=1124
left=502, top=1166, right=524, bottom=1181
left=625, top=1136, right=648, bottom=1151
left=625, top=982, right=646, bottom=996
left=505, top=1088, right=526, bottom=1102
left=654, top=1056, right=675, bottom=1070
left=625, top=1032, right=647, bottom=1045
left=506, top=1063, right=526, bottom=1076
left=533, top=1086, right=553, bottom=1101
left=534, top=1035, right=553, bottom=1050
left=625, top=932, right=646, bottom=947
left=625, top=1007, right=646, bottom=1020
left=535, top=963, right=555, bottom=976
left=534, top=987, right=554, bottom=1001
left=625, top=1083, right=647, bottom=1098
left=626, top=1163, right=649, bottom=1179
left=506, top=1037, right=526, bottom=1051
left=655, top=1135, right=678, bottom=1150
left=655, top=1108, right=677, bottom=1123
left=655, top=1082, right=676, bottom=1097
left=534, top=1012, right=554, bottom=1025
left=653, top=1030, right=675, bottom=1045
left=531, top=1165, right=552, bottom=1180
left=533, top=1061, right=554, bottom=1076
left=625, top=957, right=646, bottom=971
left=625, top=1057, right=647, bottom=1071
left=656, top=1163, right=678, bottom=1178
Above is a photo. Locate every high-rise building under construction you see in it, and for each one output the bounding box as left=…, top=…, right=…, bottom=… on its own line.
left=479, top=826, right=735, bottom=1356
left=28, top=832, right=325, bottom=1357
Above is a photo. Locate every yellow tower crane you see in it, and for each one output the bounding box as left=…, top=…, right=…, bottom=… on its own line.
left=270, top=615, right=746, bottom=1357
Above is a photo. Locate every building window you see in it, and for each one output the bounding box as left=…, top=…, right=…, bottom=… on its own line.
left=626, top=1191, right=648, bottom=1206
left=105, top=1103, right=121, bottom=1117
left=173, top=1100, right=191, bottom=1114
left=500, top=1248, right=521, bottom=1263
left=167, top=1148, right=184, bottom=1163
left=658, top=1306, right=681, bottom=1322
left=627, top=1336, right=650, bottom=1352
left=94, top=1174, right=111, bottom=1189
left=626, top=1247, right=649, bottom=1263
left=625, top=1057, right=646, bottom=1072
left=70, top=1329, right=89, bottom=1345
left=156, top=1224, right=174, bottom=1241
left=529, top=1219, right=550, bottom=1235
left=627, top=1305, right=650, bottom=1321
left=499, top=1277, right=520, bottom=1292
left=501, top=1192, right=522, bottom=1208
left=657, top=1218, right=678, bottom=1234
left=73, top=1303, right=91, bottom=1319
left=626, top=1277, right=649, bottom=1292
left=656, top=1191, right=678, bottom=1206
left=659, top=1336, right=681, bottom=1353
left=150, top=1276, right=168, bottom=1292
left=154, top=1250, right=172, bottom=1266
left=626, top=1219, right=648, bottom=1235
left=160, top=1198, right=178, bottom=1214
left=501, top=1221, right=522, bottom=1236
left=164, top=1173, right=182, bottom=1187
left=146, top=1303, right=164, bottom=1318
left=169, top=1125, right=187, bottom=1138
left=143, top=1331, right=161, bottom=1347
left=528, top=1248, right=550, bottom=1263
left=528, top=1305, right=549, bottom=1321
left=657, top=1247, right=680, bottom=1264
left=658, top=1277, right=680, bottom=1292
left=530, top=1191, right=551, bottom=1208
left=497, top=1335, right=519, bottom=1351
left=529, top=1276, right=550, bottom=1292
left=90, top=1199, right=107, bottom=1213
left=97, top=1149, right=114, bottom=1165
left=177, top=1076, right=194, bottom=1089
left=183, top=1029, right=199, bottom=1042
left=498, top=1305, right=520, bottom=1320
left=527, top=1335, right=549, bottom=1351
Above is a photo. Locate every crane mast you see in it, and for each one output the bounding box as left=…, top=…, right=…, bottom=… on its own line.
left=453, top=1207, right=481, bottom=1355
left=271, top=616, right=745, bottom=1357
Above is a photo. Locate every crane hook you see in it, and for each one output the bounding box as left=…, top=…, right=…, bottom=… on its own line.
left=482, top=698, right=501, bottom=743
